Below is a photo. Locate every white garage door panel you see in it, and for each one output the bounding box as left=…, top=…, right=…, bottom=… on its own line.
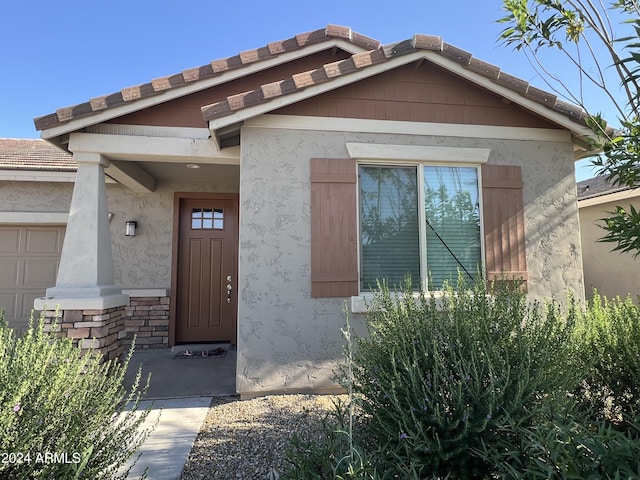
left=24, top=260, right=59, bottom=286
left=0, top=226, right=65, bottom=336
left=25, top=228, right=63, bottom=253
left=0, top=228, right=20, bottom=252
left=0, top=260, right=19, bottom=288
left=0, top=293, right=17, bottom=317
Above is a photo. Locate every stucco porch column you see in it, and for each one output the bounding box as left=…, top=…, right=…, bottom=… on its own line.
left=34, top=151, right=128, bottom=311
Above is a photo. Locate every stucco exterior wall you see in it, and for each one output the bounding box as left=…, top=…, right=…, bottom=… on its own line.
left=0, top=176, right=238, bottom=290
left=1, top=180, right=74, bottom=212
left=579, top=196, right=640, bottom=299
left=236, top=124, right=585, bottom=396
left=107, top=178, right=239, bottom=289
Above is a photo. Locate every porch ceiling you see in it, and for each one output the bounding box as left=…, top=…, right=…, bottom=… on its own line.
left=133, top=161, right=239, bottom=184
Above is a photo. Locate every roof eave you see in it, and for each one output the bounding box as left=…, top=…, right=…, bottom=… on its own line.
left=35, top=38, right=370, bottom=144
left=204, top=50, right=597, bottom=151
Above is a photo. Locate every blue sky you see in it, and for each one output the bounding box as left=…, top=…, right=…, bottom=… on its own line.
left=0, top=0, right=619, bottom=180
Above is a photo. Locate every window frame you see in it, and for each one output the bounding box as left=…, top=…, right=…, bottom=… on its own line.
left=356, top=159, right=485, bottom=295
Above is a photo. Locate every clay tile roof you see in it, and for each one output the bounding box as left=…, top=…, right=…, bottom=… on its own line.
left=34, top=24, right=590, bottom=133
left=200, top=33, right=590, bottom=126
left=34, top=25, right=365, bottom=132
left=0, top=138, right=75, bottom=171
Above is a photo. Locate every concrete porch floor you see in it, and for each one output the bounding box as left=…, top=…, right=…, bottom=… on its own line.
left=123, top=344, right=237, bottom=400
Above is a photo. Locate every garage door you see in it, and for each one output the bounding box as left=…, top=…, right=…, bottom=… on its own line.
left=0, top=225, right=65, bottom=336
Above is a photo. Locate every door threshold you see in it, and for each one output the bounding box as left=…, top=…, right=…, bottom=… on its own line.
left=171, top=343, right=231, bottom=354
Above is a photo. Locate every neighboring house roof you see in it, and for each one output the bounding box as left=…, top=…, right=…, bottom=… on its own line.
left=33, top=24, right=594, bottom=154
left=0, top=138, right=75, bottom=171
left=577, top=175, right=639, bottom=205
left=578, top=175, right=629, bottom=201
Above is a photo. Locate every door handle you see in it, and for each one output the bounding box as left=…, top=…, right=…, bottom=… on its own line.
left=226, top=275, right=232, bottom=303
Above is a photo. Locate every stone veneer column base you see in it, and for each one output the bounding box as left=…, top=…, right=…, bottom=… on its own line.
left=42, top=306, right=126, bottom=361
left=123, top=296, right=170, bottom=349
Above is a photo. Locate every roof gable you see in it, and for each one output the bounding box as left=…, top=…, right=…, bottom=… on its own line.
left=106, top=49, right=353, bottom=130
left=34, top=24, right=594, bottom=152
left=34, top=25, right=375, bottom=136
left=271, top=62, right=559, bottom=129
left=201, top=34, right=587, bottom=133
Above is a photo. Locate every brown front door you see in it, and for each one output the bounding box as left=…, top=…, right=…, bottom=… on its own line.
left=176, top=195, right=238, bottom=344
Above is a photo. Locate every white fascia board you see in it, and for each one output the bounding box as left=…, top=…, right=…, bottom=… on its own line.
left=346, top=142, right=491, bottom=163
left=0, top=170, right=77, bottom=182
left=0, top=212, right=68, bottom=224
left=578, top=188, right=640, bottom=208
left=40, top=39, right=368, bottom=140
left=247, top=114, right=573, bottom=144
left=68, top=132, right=240, bottom=164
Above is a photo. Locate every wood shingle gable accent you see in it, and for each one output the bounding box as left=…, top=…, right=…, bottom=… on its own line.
left=481, top=164, right=528, bottom=289
left=310, top=158, right=359, bottom=298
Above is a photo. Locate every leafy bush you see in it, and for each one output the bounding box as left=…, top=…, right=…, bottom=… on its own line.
left=350, top=278, right=579, bottom=479
left=284, top=398, right=375, bottom=480
left=285, top=311, right=376, bottom=480
left=474, top=402, right=640, bottom=479
left=0, top=309, right=153, bottom=480
left=572, top=293, right=640, bottom=422
left=284, top=280, right=640, bottom=479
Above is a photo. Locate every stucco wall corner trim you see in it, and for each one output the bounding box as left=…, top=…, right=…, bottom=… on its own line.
left=346, top=142, right=491, bottom=163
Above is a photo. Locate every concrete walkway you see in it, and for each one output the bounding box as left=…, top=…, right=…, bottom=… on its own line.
left=124, top=397, right=213, bottom=480
left=121, top=345, right=236, bottom=479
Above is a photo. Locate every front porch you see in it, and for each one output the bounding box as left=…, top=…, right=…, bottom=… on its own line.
left=34, top=125, right=240, bottom=361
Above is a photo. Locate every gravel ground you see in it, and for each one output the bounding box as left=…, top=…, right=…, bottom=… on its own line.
left=180, top=394, right=348, bottom=480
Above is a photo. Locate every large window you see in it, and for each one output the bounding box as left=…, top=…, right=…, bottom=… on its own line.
left=359, top=164, right=481, bottom=291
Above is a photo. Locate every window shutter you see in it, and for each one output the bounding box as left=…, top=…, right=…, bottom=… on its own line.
left=481, top=164, right=528, bottom=290
left=310, top=158, right=359, bottom=298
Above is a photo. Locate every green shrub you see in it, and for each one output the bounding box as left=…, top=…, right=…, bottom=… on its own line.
left=350, top=278, right=579, bottom=479
left=474, top=401, right=640, bottom=478
left=284, top=398, right=375, bottom=480
left=572, top=293, right=640, bottom=423
left=284, top=282, right=640, bottom=479
left=0, top=309, right=153, bottom=480
left=285, top=310, right=376, bottom=480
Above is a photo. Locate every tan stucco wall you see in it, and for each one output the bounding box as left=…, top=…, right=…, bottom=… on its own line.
left=579, top=196, right=640, bottom=300
left=236, top=125, right=585, bottom=396
left=1, top=180, right=74, bottom=212
left=1, top=127, right=586, bottom=398
left=0, top=176, right=238, bottom=290
left=107, top=178, right=239, bottom=289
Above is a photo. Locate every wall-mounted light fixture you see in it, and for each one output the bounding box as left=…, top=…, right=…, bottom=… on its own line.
left=125, top=221, right=137, bottom=237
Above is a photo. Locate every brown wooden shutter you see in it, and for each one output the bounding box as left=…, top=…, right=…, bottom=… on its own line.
left=481, top=164, right=528, bottom=290
left=310, top=158, right=359, bottom=298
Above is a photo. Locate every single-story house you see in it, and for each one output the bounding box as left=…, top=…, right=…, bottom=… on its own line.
left=577, top=175, right=640, bottom=300
left=1, top=25, right=597, bottom=398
